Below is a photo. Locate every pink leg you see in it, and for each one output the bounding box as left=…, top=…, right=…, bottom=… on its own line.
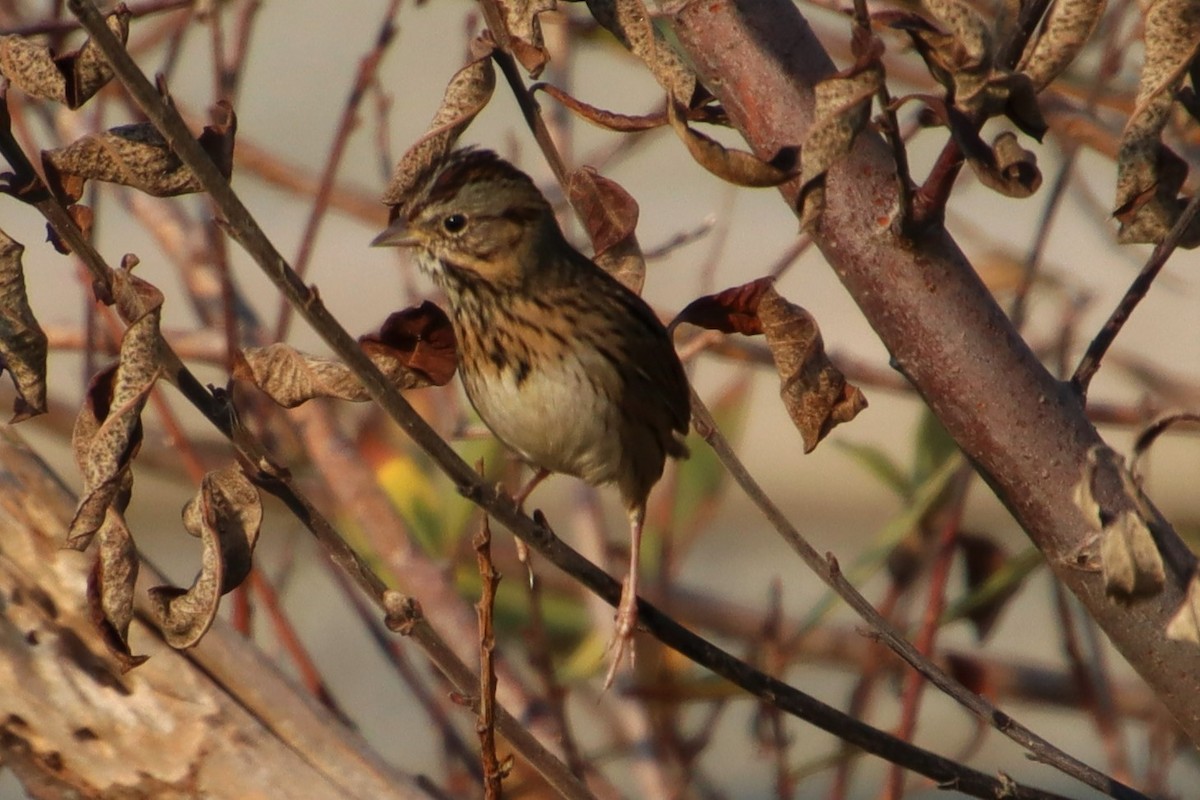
left=604, top=503, right=645, bottom=690
left=512, top=468, right=550, bottom=584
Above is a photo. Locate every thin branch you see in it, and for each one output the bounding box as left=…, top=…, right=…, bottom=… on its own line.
left=688, top=389, right=1142, bottom=800
left=1070, top=192, right=1200, bottom=396
left=669, top=0, right=1200, bottom=748
left=476, top=0, right=569, bottom=186
left=473, top=514, right=504, bottom=800
left=55, top=3, right=1153, bottom=796
left=274, top=0, right=401, bottom=342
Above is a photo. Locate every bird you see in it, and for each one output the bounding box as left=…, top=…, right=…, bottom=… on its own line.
left=372, top=147, right=690, bottom=687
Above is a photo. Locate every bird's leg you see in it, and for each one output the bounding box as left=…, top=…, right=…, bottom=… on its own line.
left=511, top=467, right=550, bottom=584
left=605, top=502, right=645, bottom=690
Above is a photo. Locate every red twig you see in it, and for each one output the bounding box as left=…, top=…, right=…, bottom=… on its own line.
left=274, top=0, right=402, bottom=343
left=474, top=513, right=505, bottom=799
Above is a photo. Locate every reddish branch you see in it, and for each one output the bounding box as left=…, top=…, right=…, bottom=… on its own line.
left=668, top=0, right=1200, bottom=742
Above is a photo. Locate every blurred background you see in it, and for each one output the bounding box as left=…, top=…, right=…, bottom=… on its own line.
left=2, top=0, right=1199, bottom=797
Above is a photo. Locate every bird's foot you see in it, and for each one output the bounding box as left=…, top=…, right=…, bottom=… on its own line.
left=603, top=577, right=639, bottom=690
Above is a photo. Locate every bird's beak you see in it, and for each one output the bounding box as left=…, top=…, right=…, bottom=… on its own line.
left=371, top=217, right=418, bottom=248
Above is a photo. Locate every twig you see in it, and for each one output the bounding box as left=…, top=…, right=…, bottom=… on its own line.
left=274, top=0, right=401, bottom=342
left=851, top=0, right=911, bottom=228
left=324, top=561, right=485, bottom=784
left=0, top=0, right=190, bottom=35
left=1052, top=584, right=1132, bottom=782
left=912, top=0, right=1055, bottom=227
left=474, top=514, right=504, bottom=800
left=1070, top=192, right=1200, bottom=396
left=688, top=387, right=1146, bottom=800
left=58, top=3, right=1128, bottom=796
left=2, top=66, right=593, bottom=800
left=884, top=466, right=972, bottom=800
left=476, top=0, right=569, bottom=186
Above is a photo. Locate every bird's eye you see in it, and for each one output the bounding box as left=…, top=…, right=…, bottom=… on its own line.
left=442, top=213, right=468, bottom=233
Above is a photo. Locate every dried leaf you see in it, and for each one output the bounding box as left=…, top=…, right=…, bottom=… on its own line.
left=0, top=6, right=130, bottom=109
left=918, top=96, right=1042, bottom=197
left=148, top=465, right=262, bottom=649
left=1018, top=0, right=1106, bottom=90
left=672, top=277, right=774, bottom=336
left=1113, top=0, right=1200, bottom=245
left=382, top=39, right=496, bottom=208
left=1165, top=573, right=1200, bottom=644
left=799, top=26, right=883, bottom=229
left=585, top=0, right=698, bottom=104
left=958, top=533, right=1021, bottom=640
left=86, top=510, right=146, bottom=671
left=42, top=104, right=237, bottom=202
left=980, top=131, right=1042, bottom=196
left=913, top=0, right=993, bottom=106
left=760, top=287, right=868, bottom=452
left=944, top=653, right=991, bottom=697
left=68, top=275, right=163, bottom=549
left=533, top=82, right=667, bottom=131
left=362, top=301, right=458, bottom=387
left=900, top=2, right=1046, bottom=136
left=0, top=228, right=47, bottom=421
left=1074, top=446, right=1166, bottom=601
left=1101, top=511, right=1167, bottom=599
left=494, top=0, right=555, bottom=77
left=673, top=279, right=864, bottom=447
left=667, top=97, right=795, bottom=187
left=236, top=302, right=456, bottom=407
left=566, top=166, right=645, bottom=292
left=234, top=347, right=369, bottom=407
left=1131, top=411, right=1200, bottom=482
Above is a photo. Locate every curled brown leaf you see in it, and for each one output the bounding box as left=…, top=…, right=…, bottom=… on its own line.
left=533, top=82, right=667, bottom=131
left=1073, top=446, right=1166, bottom=602
left=86, top=510, right=146, bottom=671
left=915, top=96, right=1041, bottom=197
left=493, top=0, right=555, bottom=77
left=1130, top=412, right=1200, bottom=484
left=760, top=287, right=868, bottom=452
left=1166, top=573, right=1200, bottom=645
left=0, top=229, right=47, bottom=421
left=667, top=98, right=795, bottom=187
left=799, top=26, right=884, bottom=229
left=671, top=276, right=774, bottom=336
left=567, top=166, right=645, bottom=292
left=42, top=104, right=237, bottom=202
left=234, top=346, right=370, bottom=408
left=382, top=39, right=496, bottom=208
left=0, top=6, right=130, bottom=109
left=1113, top=0, right=1200, bottom=245
left=897, top=3, right=1046, bottom=135
left=1100, top=510, right=1166, bottom=600
left=148, top=465, right=262, bottom=649
left=1018, top=0, right=1106, bottom=91
left=585, top=0, right=698, bottom=105
left=672, top=278, right=866, bottom=449
left=236, top=301, right=457, bottom=407
left=68, top=274, right=164, bottom=549
left=958, top=533, right=1020, bottom=641
left=980, top=131, right=1042, bottom=197
left=362, top=301, right=458, bottom=387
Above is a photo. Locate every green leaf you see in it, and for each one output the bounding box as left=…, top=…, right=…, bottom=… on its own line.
left=836, top=439, right=912, bottom=499
left=913, top=408, right=959, bottom=486
left=795, top=454, right=963, bottom=634
left=941, top=545, right=1043, bottom=629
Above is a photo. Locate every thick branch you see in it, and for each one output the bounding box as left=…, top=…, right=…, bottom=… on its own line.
left=669, top=0, right=1200, bottom=741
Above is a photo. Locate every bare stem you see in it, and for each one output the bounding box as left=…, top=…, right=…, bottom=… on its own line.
left=1070, top=192, right=1200, bottom=396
